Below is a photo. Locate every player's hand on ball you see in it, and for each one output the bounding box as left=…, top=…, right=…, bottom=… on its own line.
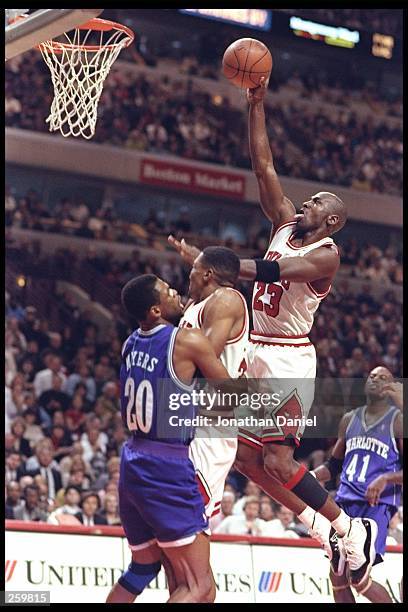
left=365, top=475, right=388, bottom=506
left=247, top=76, right=268, bottom=105
left=168, top=235, right=201, bottom=266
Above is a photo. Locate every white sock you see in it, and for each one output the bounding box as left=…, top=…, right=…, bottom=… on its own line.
left=331, top=510, right=351, bottom=537
left=297, top=506, right=316, bottom=529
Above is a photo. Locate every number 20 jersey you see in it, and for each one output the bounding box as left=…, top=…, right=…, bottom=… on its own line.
left=120, top=324, right=196, bottom=445
left=336, top=405, right=402, bottom=507
left=251, top=220, right=338, bottom=341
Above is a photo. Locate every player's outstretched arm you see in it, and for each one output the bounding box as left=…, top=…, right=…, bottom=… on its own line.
left=248, top=76, right=295, bottom=228
left=238, top=245, right=339, bottom=283
left=168, top=235, right=201, bottom=267
left=312, top=412, right=353, bottom=482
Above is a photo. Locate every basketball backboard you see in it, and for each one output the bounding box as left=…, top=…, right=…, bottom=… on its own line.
left=5, top=8, right=103, bottom=60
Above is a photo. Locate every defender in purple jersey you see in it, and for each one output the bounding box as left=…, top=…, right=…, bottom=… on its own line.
left=106, top=274, right=233, bottom=604
left=314, top=366, right=403, bottom=603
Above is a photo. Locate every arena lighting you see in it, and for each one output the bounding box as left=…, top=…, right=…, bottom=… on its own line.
left=372, top=33, right=394, bottom=59
left=289, top=16, right=360, bottom=49
left=179, top=9, right=272, bottom=31
left=16, top=275, right=26, bottom=288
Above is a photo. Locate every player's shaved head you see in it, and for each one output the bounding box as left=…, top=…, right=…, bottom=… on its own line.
left=319, top=192, right=347, bottom=234
left=365, top=365, right=394, bottom=402
left=368, top=366, right=393, bottom=381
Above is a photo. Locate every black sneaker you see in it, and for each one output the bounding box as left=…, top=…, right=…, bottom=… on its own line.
left=329, top=527, right=345, bottom=576
left=343, top=518, right=378, bottom=587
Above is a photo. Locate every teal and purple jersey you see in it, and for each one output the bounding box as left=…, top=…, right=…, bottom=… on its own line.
left=120, top=324, right=196, bottom=445
left=336, top=405, right=401, bottom=562
left=119, top=323, right=208, bottom=549
left=336, top=405, right=401, bottom=507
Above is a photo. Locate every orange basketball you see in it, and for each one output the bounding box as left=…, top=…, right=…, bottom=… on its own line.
left=222, top=38, right=272, bottom=89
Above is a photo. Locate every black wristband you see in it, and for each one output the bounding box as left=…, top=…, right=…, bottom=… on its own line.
left=324, top=456, right=343, bottom=480
left=254, top=259, right=281, bottom=283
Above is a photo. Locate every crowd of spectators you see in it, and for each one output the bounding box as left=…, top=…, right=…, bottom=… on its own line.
left=277, top=8, right=402, bottom=37
left=5, top=49, right=402, bottom=195
left=5, top=183, right=403, bottom=289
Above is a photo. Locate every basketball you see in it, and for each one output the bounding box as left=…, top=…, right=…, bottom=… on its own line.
left=222, top=38, right=272, bottom=89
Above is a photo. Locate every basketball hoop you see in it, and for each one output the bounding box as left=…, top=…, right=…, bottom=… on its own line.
left=37, top=17, right=134, bottom=139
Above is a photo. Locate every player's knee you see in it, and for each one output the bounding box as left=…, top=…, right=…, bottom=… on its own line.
left=118, top=560, right=161, bottom=596
left=234, top=444, right=258, bottom=476
left=263, top=450, right=293, bottom=482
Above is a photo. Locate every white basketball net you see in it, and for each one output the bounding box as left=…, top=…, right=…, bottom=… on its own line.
left=39, top=24, right=132, bottom=139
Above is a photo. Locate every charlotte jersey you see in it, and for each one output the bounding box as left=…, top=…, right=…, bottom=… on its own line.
left=120, top=324, right=196, bottom=445
left=251, top=220, right=338, bottom=340
left=179, top=288, right=249, bottom=378
left=336, top=405, right=402, bottom=507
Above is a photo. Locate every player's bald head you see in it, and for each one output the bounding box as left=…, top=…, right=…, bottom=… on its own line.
left=365, top=365, right=394, bottom=400
left=369, top=366, right=394, bottom=382
left=318, top=192, right=347, bottom=235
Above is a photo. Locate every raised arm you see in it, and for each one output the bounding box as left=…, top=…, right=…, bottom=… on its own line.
left=248, top=77, right=296, bottom=228
left=168, top=235, right=201, bottom=267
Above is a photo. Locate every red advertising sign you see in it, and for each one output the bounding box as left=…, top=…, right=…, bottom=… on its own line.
left=140, top=158, right=245, bottom=200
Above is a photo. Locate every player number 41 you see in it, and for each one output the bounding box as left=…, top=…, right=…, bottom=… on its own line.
left=345, top=453, right=371, bottom=483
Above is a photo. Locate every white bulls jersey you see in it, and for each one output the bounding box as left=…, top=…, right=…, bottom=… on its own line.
left=251, top=220, right=338, bottom=343
left=179, top=287, right=249, bottom=519
left=180, top=288, right=249, bottom=378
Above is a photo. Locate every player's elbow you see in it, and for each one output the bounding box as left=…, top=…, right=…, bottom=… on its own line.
left=252, top=162, right=272, bottom=179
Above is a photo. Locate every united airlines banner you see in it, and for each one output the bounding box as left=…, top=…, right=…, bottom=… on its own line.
left=5, top=524, right=402, bottom=603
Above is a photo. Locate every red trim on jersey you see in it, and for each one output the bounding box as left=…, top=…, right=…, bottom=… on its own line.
left=306, top=282, right=331, bottom=298
left=261, top=435, right=301, bottom=447
left=286, top=235, right=335, bottom=251
left=272, top=220, right=297, bottom=239
left=238, top=430, right=264, bottom=449
left=225, top=289, right=248, bottom=345
left=283, top=464, right=307, bottom=489
left=197, top=302, right=207, bottom=327
left=196, top=471, right=211, bottom=506
left=210, top=507, right=221, bottom=518
left=249, top=338, right=312, bottom=348
left=250, top=330, right=309, bottom=339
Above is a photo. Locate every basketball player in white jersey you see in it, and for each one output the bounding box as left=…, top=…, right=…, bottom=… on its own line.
left=176, top=245, right=249, bottom=521
left=169, top=77, right=378, bottom=587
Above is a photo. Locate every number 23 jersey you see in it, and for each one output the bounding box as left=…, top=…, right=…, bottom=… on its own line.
left=251, top=220, right=338, bottom=340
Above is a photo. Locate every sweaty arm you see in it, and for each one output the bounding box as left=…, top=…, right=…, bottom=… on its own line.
left=239, top=244, right=339, bottom=283
left=248, top=77, right=295, bottom=228
left=312, top=412, right=353, bottom=483
left=200, top=290, right=244, bottom=358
